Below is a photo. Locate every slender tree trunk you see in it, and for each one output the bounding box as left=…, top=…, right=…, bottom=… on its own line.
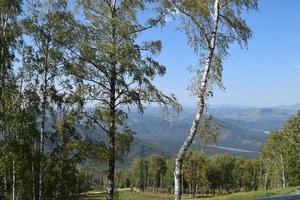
left=107, top=122, right=116, bottom=200
left=12, top=160, right=16, bottom=200
left=0, top=13, right=7, bottom=119
left=107, top=2, right=117, bottom=199
left=259, top=157, right=262, bottom=189
left=174, top=1, right=220, bottom=199
left=282, top=169, right=286, bottom=189
left=0, top=16, right=7, bottom=143
left=189, top=182, right=192, bottom=199
left=4, top=174, right=7, bottom=198
left=195, top=183, right=198, bottom=198
left=264, top=166, right=269, bottom=190
left=160, top=174, right=163, bottom=190
left=0, top=53, right=5, bottom=123
left=32, top=140, right=36, bottom=200
left=145, top=165, right=148, bottom=191
left=280, top=155, right=286, bottom=188
left=39, top=53, right=48, bottom=200
left=38, top=96, right=46, bottom=200
left=0, top=15, right=8, bottom=200
left=174, top=161, right=182, bottom=199
left=107, top=46, right=117, bottom=200
left=251, top=167, right=256, bottom=190
left=181, top=172, right=184, bottom=195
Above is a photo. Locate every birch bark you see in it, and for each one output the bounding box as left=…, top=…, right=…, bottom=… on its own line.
left=107, top=3, right=117, bottom=199
left=174, top=1, right=220, bottom=199
left=32, top=140, right=35, bottom=200
left=38, top=39, right=49, bottom=200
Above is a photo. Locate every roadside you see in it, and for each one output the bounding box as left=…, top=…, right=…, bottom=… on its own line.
left=291, top=187, right=300, bottom=195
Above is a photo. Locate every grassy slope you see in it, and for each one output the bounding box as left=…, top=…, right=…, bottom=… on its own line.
left=81, top=187, right=296, bottom=200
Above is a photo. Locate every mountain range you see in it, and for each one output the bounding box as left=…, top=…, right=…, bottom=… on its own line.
left=122, top=104, right=300, bottom=160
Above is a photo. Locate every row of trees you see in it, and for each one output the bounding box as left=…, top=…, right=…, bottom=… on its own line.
left=0, top=2, right=91, bottom=199
left=0, top=0, right=179, bottom=199
left=117, top=152, right=260, bottom=198
left=262, top=111, right=300, bottom=189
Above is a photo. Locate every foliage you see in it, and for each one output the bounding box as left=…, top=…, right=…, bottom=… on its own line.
left=262, top=111, right=300, bottom=188
left=127, top=152, right=262, bottom=196
left=57, top=0, right=180, bottom=197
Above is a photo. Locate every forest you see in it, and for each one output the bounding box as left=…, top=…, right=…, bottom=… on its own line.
left=0, top=0, right=299, bottom=200
left=116, top=113, right=300, bottom=195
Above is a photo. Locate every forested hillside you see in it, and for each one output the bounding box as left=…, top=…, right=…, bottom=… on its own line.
left=121, top=106, right=298, bottom=160
left=80, top=105, right=298, bottom=169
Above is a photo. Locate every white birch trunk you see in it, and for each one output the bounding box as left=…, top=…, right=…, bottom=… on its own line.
left=39, top=72, right=47, bottom=200
left=264, top=165, right=270, bottom=190
left=12, top=160, right=16, bottom=200
left=32, top=140, right=35, bottom=200
left=38, top=115, right=45, bottom=200
left=188, top=182, right=192, bottom=199
left=0, top=16, right=8, bottom=199
left=280, top=155, right=286, bottom=188
left=107, top=3, right=117, bottom=199
left=38, top=43, right=49, bottom=200
left=174, top=1, right=220, bottom=199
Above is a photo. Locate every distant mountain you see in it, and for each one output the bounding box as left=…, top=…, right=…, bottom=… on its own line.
left=79, top=105, right=299, bottom=165
left=123, top=105, right=299, bottom=160
left=208, top=106, right=298, bottom=132
left=274, top=104, right=300, bottom=110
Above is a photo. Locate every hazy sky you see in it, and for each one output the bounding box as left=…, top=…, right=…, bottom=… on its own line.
left=138, top=0, right=300, bottom=107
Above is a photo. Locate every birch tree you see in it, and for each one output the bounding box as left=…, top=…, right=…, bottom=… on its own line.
left=0, top=0, right=22, bottom=151
left=281, top=112, right=300, bottom=186
left=262, top=132, right=288, bottom=188
left=262, top=112, right=300, bottom=188
left=183, top=151, right=208, bottom=198
left=165, top=0, right=258, bottom=199
left=0, top=1, right=23, bottom=198
left=23, top=1, right=68, bottom=198
left=60, top=1, right=179, bottom=199
left=198, top=116, right=219, bottom=154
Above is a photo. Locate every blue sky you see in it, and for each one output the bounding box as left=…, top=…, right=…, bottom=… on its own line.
left=139, top=0, right=300, bottom=107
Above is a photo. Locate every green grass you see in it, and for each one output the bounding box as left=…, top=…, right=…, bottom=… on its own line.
left=80, top=187, right=297, bottom=200
left=202, top=187, right=296, bottom=200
